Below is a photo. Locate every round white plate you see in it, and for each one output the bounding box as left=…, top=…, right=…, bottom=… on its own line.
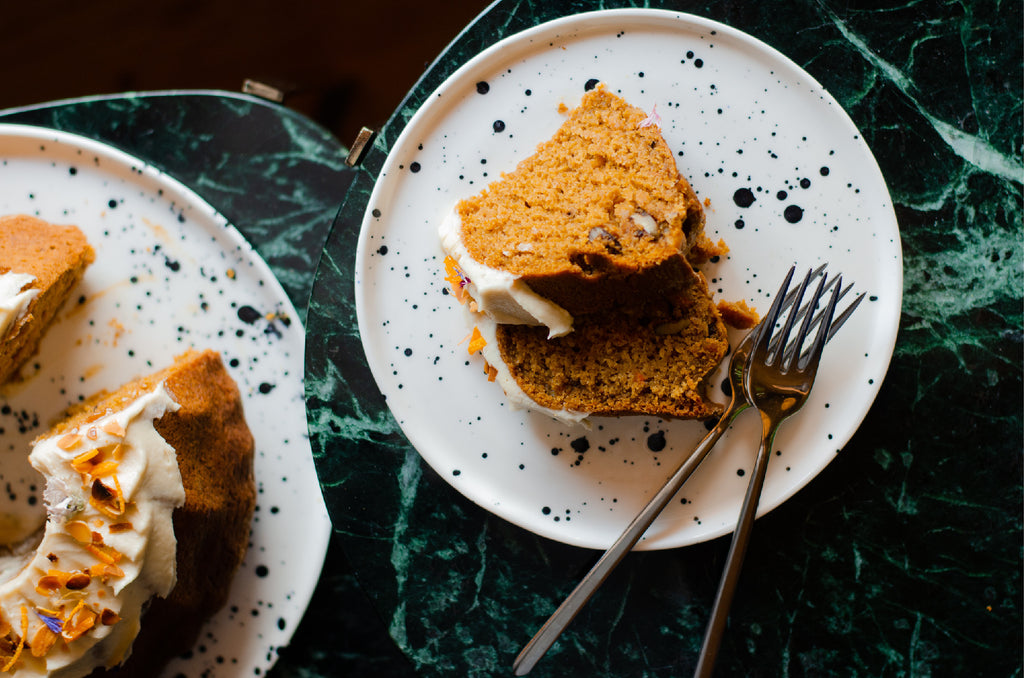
left=0, top=123, right=331, bottom=675
left=354, top=10, right=901, bottom=550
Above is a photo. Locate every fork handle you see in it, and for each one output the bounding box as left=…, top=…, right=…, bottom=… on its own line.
left=693, top=414, right=778, bottom=678
left=513, top=401, right=748, bottom=676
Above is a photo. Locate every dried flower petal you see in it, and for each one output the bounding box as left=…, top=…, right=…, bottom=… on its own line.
left=34, top=611, right=62, bottom=635
left=57, top=433, right=82, bottom=451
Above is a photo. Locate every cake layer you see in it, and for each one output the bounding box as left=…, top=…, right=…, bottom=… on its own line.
left=0, top=215, right=94, bottom=385
left=492, top=268, right=729, bottom=420
left=0, top=349, right=254, bottom=677
left=451, top=86, right=715, bottom=323
left=91, top=349, right=255, bottom=678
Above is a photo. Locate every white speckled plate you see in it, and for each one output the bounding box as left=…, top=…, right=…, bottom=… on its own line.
left=354, top=10, right=902, bottom=550
left=0, top=124, right=330, bottom=675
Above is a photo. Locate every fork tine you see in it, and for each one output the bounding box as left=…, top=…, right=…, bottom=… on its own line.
left=777, top=263, right=826, bottom=317
left=788, top=279, right=849, bottom=346
left=784, top=271, right=830, bottom=368
left=826, top=290, right=865, bottom=343
left=772, top=268, right=817, bottom=365
left=786, top=282, right=864, bottom=365
left=800, top=274, right=843, bottom=370
left=752, top=265, right=796, bottom=357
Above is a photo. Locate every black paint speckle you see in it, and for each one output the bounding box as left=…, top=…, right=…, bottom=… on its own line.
left=237, top=305, right=262, bottom=324
left=733, top=188, right=756, bottom=208
left=647, top=431, right=667, bottom=452
left=476, top=81, right=490, bottom=94
left=584, top=78, right=600, bottom=91
left=784, top=205, right=804, bottom=223
left=493, top=120, right=506, bottom=133
left=570, top=437, right=590, bottom=454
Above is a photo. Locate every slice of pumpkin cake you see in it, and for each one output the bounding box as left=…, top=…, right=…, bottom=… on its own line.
left=469, top=266, right=729, bottom=425
left=440, top=85, right=721, bottom=338
left=441, top=86, right=736, bottom=425
left=0, top=215, right=95, bottom=385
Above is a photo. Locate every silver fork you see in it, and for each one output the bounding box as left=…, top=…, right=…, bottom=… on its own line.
left=693, top=265, right=843, bottom=677
left=513, top=265, right=861, bottom=677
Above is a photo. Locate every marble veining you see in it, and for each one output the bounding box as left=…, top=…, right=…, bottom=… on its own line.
left=0, top=92, right=416, bottom=677
left=0, top=0, right=1015, bottom=674
left=304, top=0, right=1021, bottom=677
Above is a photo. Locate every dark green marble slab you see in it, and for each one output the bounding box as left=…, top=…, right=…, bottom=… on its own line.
left=0, top=92, right=416, bottom=677
left=306, top=1, right=1021, bottom=677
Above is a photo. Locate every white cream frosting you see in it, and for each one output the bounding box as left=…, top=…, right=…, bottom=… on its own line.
left=0, top=272, right=39, bottom=340
left=0, top=384, right=184, bottom=677
left=439, top=207, right=574, bottom=338
left=469, top=307, right=590, bottom=427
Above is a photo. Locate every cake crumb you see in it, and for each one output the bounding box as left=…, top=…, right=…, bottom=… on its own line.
left=717, top=299, right=759, bottom=329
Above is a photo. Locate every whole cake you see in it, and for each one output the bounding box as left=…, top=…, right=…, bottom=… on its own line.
left=0, top=349, right=255, bottom=677
left=0, top=216, right=95, bottom=386
left=441, top=85, right=722, bottom=337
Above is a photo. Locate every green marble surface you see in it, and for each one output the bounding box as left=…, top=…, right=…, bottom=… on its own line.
left=0, top=0, right=1018, bottom=674
left=305, top=1, right=1022, bottom=677
left=0, top=92, right=415, bottom=676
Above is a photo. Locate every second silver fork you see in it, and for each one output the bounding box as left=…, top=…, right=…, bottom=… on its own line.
left=693, top=266, right=844, bottom=677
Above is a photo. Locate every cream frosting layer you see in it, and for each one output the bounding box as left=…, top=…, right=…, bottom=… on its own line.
left=0, top=272, right=39, bottom=341
left=469, top=307, right=590, bottom=427
left=440, top=207, right=574, bottom=338
left=0, top=384, right=184, bottom=677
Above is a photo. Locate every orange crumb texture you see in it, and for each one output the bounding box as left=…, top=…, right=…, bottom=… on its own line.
left=717, top=299, right=760, bottom=329
left=0, top=215, right=95, bottom=386
left=456, top=86, right=695, bottom=279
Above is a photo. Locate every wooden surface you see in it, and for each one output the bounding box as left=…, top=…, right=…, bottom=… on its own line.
left=0, top=0, right=492, bottom=145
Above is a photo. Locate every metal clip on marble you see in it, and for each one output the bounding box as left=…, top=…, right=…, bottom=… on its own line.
left=346, top=127, right=376, bottom=167
left=242, top=79, right=286, bottom=103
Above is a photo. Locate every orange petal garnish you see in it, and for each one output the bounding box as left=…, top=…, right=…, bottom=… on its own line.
left=57, top=433, right=82, bottom=451
left=71, top=448, right=98, bottom=465
left=66, top=521, right=92, bottom=544
left=100, top=420, right=125, bottom=437
left=89, top=460, right=119, bottom=478
left=467, top=327, right=486, bottom=355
